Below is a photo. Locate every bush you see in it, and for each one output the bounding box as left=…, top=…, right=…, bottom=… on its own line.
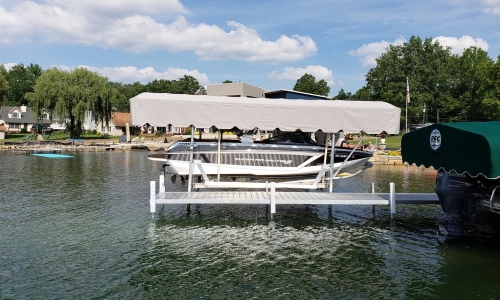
left=183, top=128, right=192, bottom=136
left=92, top=129, right=97, bottom=135
left=20, top=128, right=27, bottom=134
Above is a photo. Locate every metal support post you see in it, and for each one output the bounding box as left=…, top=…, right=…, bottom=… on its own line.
left=160, top=174, right=165, bottom=193
left=188, top=126, right=195, bottom=192
left=150, top=181, right=156, bottom=214
left=270, top=182, right=276, bottom=214
left=390, top=182, right=396, bottom=217
left=329, top=133, right=335, bottom=193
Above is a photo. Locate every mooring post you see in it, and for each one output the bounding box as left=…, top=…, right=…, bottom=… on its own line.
left=270, top=182, right=276, bottom=214
left=390, top=182, right=396, bottom=217
left=150, top=181, right=156, bottom=214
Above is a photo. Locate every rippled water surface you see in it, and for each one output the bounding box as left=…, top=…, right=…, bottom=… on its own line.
left=1, top=151, right=500, bottom=299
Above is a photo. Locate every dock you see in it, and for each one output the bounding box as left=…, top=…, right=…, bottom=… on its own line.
left=149, top=175, right=439, bottom=215
left=13, top=147, right=63, bottom=155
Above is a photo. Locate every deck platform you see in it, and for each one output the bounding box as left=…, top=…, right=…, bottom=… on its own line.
left=149, top=176, right=440, bottom=215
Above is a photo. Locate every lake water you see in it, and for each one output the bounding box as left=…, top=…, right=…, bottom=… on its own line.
left=1, top=151, right=500, bottom=299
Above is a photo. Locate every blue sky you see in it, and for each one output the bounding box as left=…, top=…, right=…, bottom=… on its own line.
left=1, top=0, right=499, bottom=97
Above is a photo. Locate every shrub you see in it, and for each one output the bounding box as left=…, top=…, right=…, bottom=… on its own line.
left=184, top=128, right=192, bottom=136
left=20, top=128, right=27, bottom=134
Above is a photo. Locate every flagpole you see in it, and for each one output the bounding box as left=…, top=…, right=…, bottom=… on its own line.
left=405, top=77, right=410, bottom=133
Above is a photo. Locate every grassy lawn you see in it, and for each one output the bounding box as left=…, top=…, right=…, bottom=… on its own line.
left=350, top=134, right=402, bottom=150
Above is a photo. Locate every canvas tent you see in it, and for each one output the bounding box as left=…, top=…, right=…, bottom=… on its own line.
left=130, top=93, right=401, bottom=134
left=402, top=121, right=500, bottom=179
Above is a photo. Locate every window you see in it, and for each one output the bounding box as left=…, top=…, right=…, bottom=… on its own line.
left=12, top=112, right=19, bottom=118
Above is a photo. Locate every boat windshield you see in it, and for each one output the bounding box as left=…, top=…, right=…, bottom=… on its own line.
left=261, top=131, right=318, bottom=145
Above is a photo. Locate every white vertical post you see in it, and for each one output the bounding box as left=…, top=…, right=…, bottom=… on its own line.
left=270, top=182, right=276, bottom=214
left=390, top=182, right=396, bottom=216
left=150, top=181, right=156, bottom=214
left=329, top=133, right=335, bottom=193
left=372, top=182, right=375, bottom=193
left=217, top=130, right=222, bottom=182
left=160, top=174, right=165, bottom=193
left=188, top=126, right=195, bottom=192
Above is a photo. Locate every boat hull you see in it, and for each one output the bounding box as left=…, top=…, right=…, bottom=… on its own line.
left=149, top=141, right=372, bottom=179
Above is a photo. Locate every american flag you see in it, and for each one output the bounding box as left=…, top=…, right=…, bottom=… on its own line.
left=406, top=77, right=410, bottom=104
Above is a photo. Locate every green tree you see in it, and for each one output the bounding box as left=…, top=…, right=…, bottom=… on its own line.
left=479, top=55, right=500, bottom=120
left=450, top=47, right=495, bottom=121
left=145, top=75, right=201, bottom=94
left=293, top=73, right=330, bottom=96
left=223, top=80, right=233, bottom=83
left=332, top=88, right=352, bottom=100
left=4, top=63, right=43, bottom=106
left=26, top=68, right=114, bottom=138
left=351, top=86, right=372, bottom=100
left=0, top=73, right=8, bottom=108
left=172, top=75, right=202, bottom=94
left=364, top=36, right=456, bottom=125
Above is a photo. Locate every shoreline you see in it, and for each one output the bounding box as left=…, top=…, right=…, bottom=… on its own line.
left=0, top=136, right=405, bottom=165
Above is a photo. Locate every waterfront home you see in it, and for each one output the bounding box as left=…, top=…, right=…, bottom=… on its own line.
left=0, top=105, right=51, bottom=133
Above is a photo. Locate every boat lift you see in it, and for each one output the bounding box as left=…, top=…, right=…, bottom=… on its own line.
left=130, top=93, right=437, bottom=216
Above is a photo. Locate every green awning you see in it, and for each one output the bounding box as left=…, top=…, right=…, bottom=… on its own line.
left=402, top=121, right=500, bottom=179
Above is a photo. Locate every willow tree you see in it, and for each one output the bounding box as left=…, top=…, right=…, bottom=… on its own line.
left=26, top=68, right=114, bottom=138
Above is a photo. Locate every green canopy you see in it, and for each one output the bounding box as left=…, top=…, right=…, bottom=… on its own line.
left=402, top=121, right=500, bottom=179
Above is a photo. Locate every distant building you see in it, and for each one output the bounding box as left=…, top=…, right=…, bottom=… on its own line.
left=207, top=82, right=267, bottom=98
left=206, top=83, right=327, bottom=100
left=96, top=112, right=139, bottom=136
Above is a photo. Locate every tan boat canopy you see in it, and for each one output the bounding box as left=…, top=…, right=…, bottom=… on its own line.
left=130, top=93, right=401, bottom=134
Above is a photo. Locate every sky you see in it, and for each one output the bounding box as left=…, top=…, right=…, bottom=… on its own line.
left=1, top=0, right=499, bottom=97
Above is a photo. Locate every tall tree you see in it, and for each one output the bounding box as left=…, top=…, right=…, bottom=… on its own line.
left=364, top=36, right=456, bottom=124
left=450, top=47, right=495, bottom=121
left=0, top=73, right=8, bottom=108
left=293, top=73, right=330, bottom=96
left=26, top=68, right=114, bottom=138
left=4, top=63, right=43, bottom=106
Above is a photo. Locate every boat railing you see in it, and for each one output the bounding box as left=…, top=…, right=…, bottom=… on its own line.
left=489, top=185, right=500, bottom=213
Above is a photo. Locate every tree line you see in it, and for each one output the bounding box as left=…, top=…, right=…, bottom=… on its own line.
left=331, top=36, right=500, bottom=125
left=1, top=34, right=498, bottom=136
left=0, top=66, right=202, bottom=137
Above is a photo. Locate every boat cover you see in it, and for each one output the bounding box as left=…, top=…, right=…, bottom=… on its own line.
left=402, top=121, right=500, bottom=179
left=130, top=93, right=401, bottom=134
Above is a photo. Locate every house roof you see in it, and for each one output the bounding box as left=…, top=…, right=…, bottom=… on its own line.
left=111, top=112, right=131, bottom=127
left=0, top=106, right=51, bottom=125
left=265, top=89, right=329, bottom=100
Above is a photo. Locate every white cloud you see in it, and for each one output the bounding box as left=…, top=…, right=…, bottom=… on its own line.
left=433, top=35, right=489, bottom=55
left=1, top=62, right=18, bottom=71
left=55, top=65, right=210, bottom=85
left=482, top=0, right=500, bottom=14
left=0, top=1, right=317, bottom=63
left=348, top=36, right=406, bottom=67
left=48, top=0, right=188, bottom=17
left=269, top=65, right=335, bottom=86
